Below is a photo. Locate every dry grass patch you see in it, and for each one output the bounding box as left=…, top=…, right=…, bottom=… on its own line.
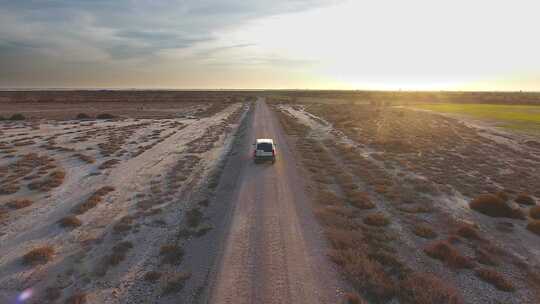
left=28, top=170, right=65, bottom=192
left=344, top=293, right=368, bottom=304
left=529, top=206, right=540, bottom=220
left=6, top=199, right=33, bottom=209
left=455, top=223, right=481, bottom=240
left=73, top=186, right=115, bottom=214
left=347, top=191, right=376, bottom=209
left=162, top=271, right=192, bottom=295
left=96, top=241, right=133, bottom=276
left=424, top=241, right=474, bottom=269
left=527, top=220, right=540, bottom=236
left=58, top=215, right=82, bottom=228
left=475, top=248, right=499, bottom=266
left=363, top=213, right=390, bottom=227
left=74, top=153, right=95, bottom=164
left=144, top=271, right=162, bottom=282
left=515, top=193, right=536, bottom=206
left=160, top=244, right=184, bottom=265
left=469, top=194, right=525, bottom=219
left=413, top=223, right=438, bottom=239
left=399, top=272, right=463, bottom=304
left=22, top=245, right=55, bottom=265
left=328, top=248, right=396, bottom=301
left=0, top=183, right=20, bottom=195
left=98, top=159, right=120, bottom=170
left=185, top=208, right=203, bottom=227
left=44, top=286, right=62, bottom=302
left=65, top=292, right=87, bottom=304
left=475, top=268, right=515, bottom=292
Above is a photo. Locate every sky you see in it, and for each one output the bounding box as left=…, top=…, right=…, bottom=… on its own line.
left=0, top=0, right=539, bottom=91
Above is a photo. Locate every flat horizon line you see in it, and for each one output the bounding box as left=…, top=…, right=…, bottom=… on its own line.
left=1, top=88, right=539, bottom=93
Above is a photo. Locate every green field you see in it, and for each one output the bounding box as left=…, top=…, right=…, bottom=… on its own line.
left=413, top=103, right=540, bottom=134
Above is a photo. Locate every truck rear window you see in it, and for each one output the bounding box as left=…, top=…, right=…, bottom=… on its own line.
left=257, top=143, right=273, bottom=152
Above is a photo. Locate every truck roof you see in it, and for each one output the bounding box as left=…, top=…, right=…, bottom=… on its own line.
left=256, top=138, right=274, bottom=144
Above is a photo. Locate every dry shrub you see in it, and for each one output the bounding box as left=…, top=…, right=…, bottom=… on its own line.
left=529, top=206, right=540, bottom=220
left=469, top=194, right=524, bottom=219
left=0, top=183, right=20, bottom=195
left=455, top=224, right=481, bottom=240
left=185, top=208, right=202, bottom=227
left=65, top=292, right=87, bottom=304
left=108, top=241, right=133, bottom=265
left=98, top=159, right=120, bottom=170
left=162, top=272, right=192, bottom=294
left=58, top=215, right=82, bottom=228
left=96, top=241, right=133, bottom=276
left=424, top=241, right=474, bottom=269
left=475, top=248, right=499, bottom=266
left=97, top=113, right=115, bottom=119
left=475, top=268, right=515, bottom=292
left=74, top=153, right=95, bottom=164
left=316, top=189, right=342, bottom=206
left=347, top=191, right=376, bottom=209
left=73, top=186, right=114, bottom=214
left=113, top=215, right=134, bottom=234
left=325, top=228, right=363, bottom=250
left=413, top=223, right=437, bottom=239
left=363, top=213, right=390, bottom=227
left=6, top=199, right=33, bottom=209
left=0, top=208, right=7, bottom=220
left=95, top=186, right=115, bottom=196
left=144, top=271, right=162, bottom=282
left=160, top=244, right=184, bottom=265
left=314, top=208, right=358, bottom=230
left=344, top=292, right=368, bottom=304
left=515, top=193, right=535, bottom=206
left=28, top=170, right=65, bottom=192
left=527, top=220, right=540, bottom=236
left=44, top=286, right=62, bottom=301
left=22, top=246, right=55, bottom=265
left=328, top=248, right=395, bottom=301
left=399, top=272, right=463, bottom=304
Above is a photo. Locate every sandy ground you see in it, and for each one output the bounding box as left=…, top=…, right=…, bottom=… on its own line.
left=0, top=101, right=248, bottom=303
left=207, top=99, right=345, bottom=304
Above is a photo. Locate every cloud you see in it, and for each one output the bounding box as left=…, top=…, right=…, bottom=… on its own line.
left=0, top=0, right=335, bottom=63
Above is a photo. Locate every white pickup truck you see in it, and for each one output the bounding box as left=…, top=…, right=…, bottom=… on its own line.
left=253, top=138, right=276, bottom=164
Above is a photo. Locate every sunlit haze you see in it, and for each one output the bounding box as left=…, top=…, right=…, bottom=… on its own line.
left=1, top=0, right=539, bottom=90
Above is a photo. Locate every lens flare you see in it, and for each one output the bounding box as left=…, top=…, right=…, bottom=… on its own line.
left=17, top=289, right=33, bottom=302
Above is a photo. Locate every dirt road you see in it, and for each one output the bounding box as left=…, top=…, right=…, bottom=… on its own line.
left=208, top=99, right=342, bottom=304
